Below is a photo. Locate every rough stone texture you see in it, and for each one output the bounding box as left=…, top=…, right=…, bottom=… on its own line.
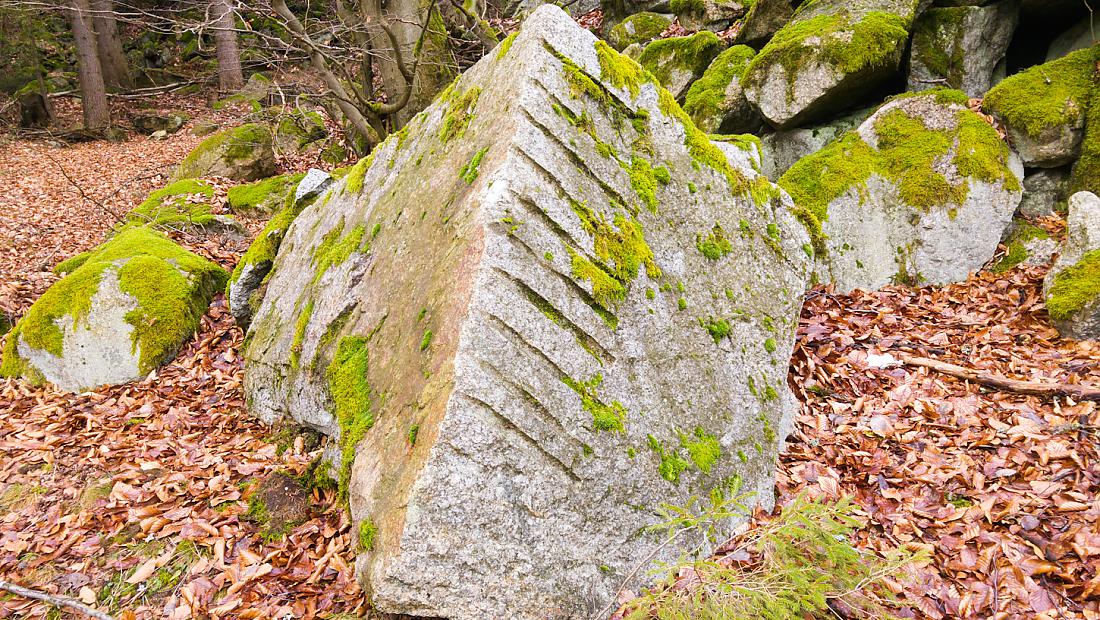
left=173, top=123, right=277, bottom=181
left=906, top=2, right=1017, bottom=98
left=683, top=45, right=762, bottom=134
left=758, top=106, right=874, bottom=179
left=675, top=0, right=750, bottom=30
left=733, top=0, right=796, bottom=47
left=742, top=0, right=919, bottom=129
left=1044, top=192, right=1100, bottom=339
left=133, top=111, right=188, bottom=134
left=1, top=228, right=226, bottom=391
left=637, top=32, right=724, bottom=100
left=607, top=11, right=674, bottom=50
left=1048, top=18, right=1100, bottom=62
left=778, top=92, right=1023, bottom=292
left=243, top=6, right=809, bottom=618
left=295, top=168, right=332, bottom=203
left=1019, top=167, right=1070, bottom=218
left=982, top=47, right=1097, bottom=168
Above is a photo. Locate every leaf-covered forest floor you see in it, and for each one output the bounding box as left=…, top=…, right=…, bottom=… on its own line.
left=0, top=96, right=1097, bottom=619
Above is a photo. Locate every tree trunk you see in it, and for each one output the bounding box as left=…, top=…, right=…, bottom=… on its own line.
left=89, top=0, right=131, bottom=89
left=68, top=0, right=111, bottom=130
left=362, top=0, right=457, bottom=126
left=212, top=0, right=244, bottom=91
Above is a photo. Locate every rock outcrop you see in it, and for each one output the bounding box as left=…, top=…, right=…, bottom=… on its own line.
left=733, top=0, right=796, bottom=47
left=0, top=227, right=227, bottom=391
left=982, top=47, right=1099, bottom=167
left=758, top=106, right=874, bottom=179
left=173, top=123, right=277, bottom=181
left=683, top=44, right=761, bottom=133
left=742, top=0, right=919, bottom=128
left=778, top=90, right=1023, bottom=292
left=1044, top=191, right=1100, bottom=339
left=243, top=6, right=809, bottom=618
left=907, top=2, right=1017, bottom=98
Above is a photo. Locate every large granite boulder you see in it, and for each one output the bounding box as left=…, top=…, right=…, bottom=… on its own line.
left=0, top=227, right=227, bottom=391
left=982, top=47, right=1099, bottom=167
left=778, top=90, right=1024, bottom=292
left=733, top=0, right=797, bottom=47
left=243, top=6, right=810, bottom=618
left=907, top=2, right=1017, bottom=97
left=637, top=31, right=724, bottom=99
left=758, top=105, right=875, bottom=179
left=683, top=45, right=762, bottom=133
left=672, top=0, right=751, bottom=30
left=1044, top=192, right=1100, bottom=339
left=173, top=123, right=277, bottom=181
left=742, top=0, right=919, bottom=128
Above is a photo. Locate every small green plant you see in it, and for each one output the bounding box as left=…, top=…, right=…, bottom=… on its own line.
left=622, top=495, right=921, bottom=620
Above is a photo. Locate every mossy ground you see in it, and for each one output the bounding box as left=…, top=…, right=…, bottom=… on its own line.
left=125, top=179, right=217, bottom=229
left=982, top=47, right=1098, bottom=141
left=1047, top=249, right=1100, bottom=321
left=1, top=227, right=227, bottom=380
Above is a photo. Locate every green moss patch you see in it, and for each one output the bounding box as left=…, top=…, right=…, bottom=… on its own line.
left=678, top=426, right=720, bottom=473
left=440, top=86, right=482, bottom=143
left=311, top=219, right=368, bottom=285
left=607, top=12, right=672, bottom=51
left=460, top=147, right=489, bottom=184
left=1047, top=249, right=1100, bottom=321
left=683, top=45, right=757, bottom=132
left=696, top=223, right=733, bottom=259
left=982, top=47, right=1098, bottom=141
left=1, top=227, right=227, bottom=379
left=327, top=336, right=373, bottom=498
left=496, top=32, right=518, bottom=60
left=227, top=173, right=304, bottom=214
left=563, top=373, right=627, bottom=432
left=175, top=123, right=273, bottom=179
left=568, top=199, right=660, bottom=309
left=637, top=31, right=723, bottom=93
left=991, top=221, right=1050, bottom=273
left=125, top=179, right=217, bottom=229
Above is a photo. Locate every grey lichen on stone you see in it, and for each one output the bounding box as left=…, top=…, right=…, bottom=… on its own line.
left=1043, top=191, right=1100, bottom=339
left=243, top=6, right=810, bottom=618
left=637, top=31, right=724, bottom=100
left=778, top=90, right=1023, bottom=292
left=173, top=123, right=277, bottom=181
left=742, top=0, right=920, bottom=128
left=906, top=2, right=1017, bottom=98
left=1, top=227, right=227, bottom=391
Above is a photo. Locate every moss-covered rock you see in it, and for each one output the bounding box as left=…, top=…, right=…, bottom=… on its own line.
left=1043, top=192, right=1100, bottom=338
left=227, top=173, right=305, bottom=214
left=272, top=109, right=327, bottom=152
left=683, top=45, right=761, bottom=133
left=907, top=3, right=1017, bottom=98
left=0, top=227, right=227, bottom=390
left=742, top=0, right=918, bottom=128
left=607, top=12, right=673, bottom=50
left=638, top=31, right=724, bottom=99
left=132, top=111, right=189, bottom=135
left=990, top=219, right=1055, bottom=272
left=1020, top=167, right=1071, bottom=217
left=173, top=123, right=277, bottom=182
left=1068, top=86, right=1100, bottom=196
left=733, top=0, right=795, bottom=47
left=672, top=0, right=751, bottom=30
left=779, top=89, right=1023, bottom=291
left=982, top=47, right=1099, bottom=167
left=123, top=179, right=239, bottom=235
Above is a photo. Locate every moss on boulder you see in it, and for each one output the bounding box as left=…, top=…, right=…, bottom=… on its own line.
left=607, top=12, right=673, bottom=50
left=638, top=31, right=724, bottom=99
left=906, top=3, right=1016, bottom=98
left=683, top=45, right=760, bottom=133
left=982, top=47, right=1099, bottom=167
left=1, top=227, right=227, bottom=390
left=173, top=123, right=277, bottom=182
left=779, top=90, right=1023, bottom=291
left=272, top=110, right=327, bottom=152
left=227, top=173, right=305, bottom=214
left=743, top=0, right=917, bottom=128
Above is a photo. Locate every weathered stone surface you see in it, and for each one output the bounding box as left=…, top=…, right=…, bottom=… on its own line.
left=272, top=110, right=327, bottom=152
left=990, top=218, right=1056, bottom=272
left=0, top=228, right=227, bottom=391
left=1019, top=167, right=1070, bottom=218
left=227, top=173, right=304, bottom=215
left=607, top=11, right=674, bottom=50
left=295, top=168, right=333, bottom=203
left=778, top=90, right=1023, bottom=292
left=1044, top=192, right=1100, bottom=339
left=742, top=0, right=919, bottom=128
left=907, top=2, right=1017, bottom=97
left=1047, top=17, right=1100, bottom=61
left=132, top=110, right=188, bottom=134
left=733, top=0, right=796, bottom=47
left=758, top=106, right=874, bottom=179
left=982, top=47, right=1098, bottom=167
left=244, top=6, right=809, bottom=617
left=683, top=45, right=762, bottom=133
left=173, top=123, right=277, bottom=181
left=638, top=31, right=724, bottom=100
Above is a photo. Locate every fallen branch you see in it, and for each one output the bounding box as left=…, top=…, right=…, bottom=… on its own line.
left=900, top=355, right=1100, bottom=402
left=0, top=578, right=116, bottom=620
